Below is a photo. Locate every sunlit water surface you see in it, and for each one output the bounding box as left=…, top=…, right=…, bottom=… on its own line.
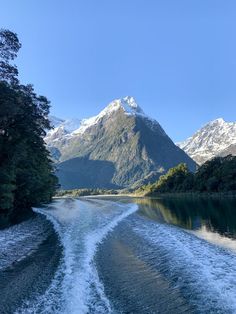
left=0, top=196, right=236, bottom=313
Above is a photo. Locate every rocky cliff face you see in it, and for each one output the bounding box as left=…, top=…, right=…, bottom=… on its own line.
left=177, top=118, right=236, bottom=165
left=46, top=97, right=196, bottom=189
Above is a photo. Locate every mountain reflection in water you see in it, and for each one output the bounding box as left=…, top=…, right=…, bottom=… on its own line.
left=135, top=197, right=236, bottom=239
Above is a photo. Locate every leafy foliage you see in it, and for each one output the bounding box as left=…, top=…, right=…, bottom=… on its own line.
left=139, top=155, right=236, bottom=195
left=0, top=29, right=58, bottom=222
left=0, top=29, right=21, bottom=84
left=194, top=155, right=236, bottom=192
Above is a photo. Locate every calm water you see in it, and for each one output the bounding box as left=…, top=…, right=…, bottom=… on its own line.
left=0, top=196, right=236, bottom=313
left=136, top=197, right=236, bottom=238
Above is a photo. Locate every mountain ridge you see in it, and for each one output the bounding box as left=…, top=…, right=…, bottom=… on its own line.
left=177, top=118, right=236, bottom=164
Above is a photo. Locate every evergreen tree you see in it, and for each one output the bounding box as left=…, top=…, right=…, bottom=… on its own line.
left=0, top=29, right=20, bottom=84
left=0, top=29, right=58, bottom=222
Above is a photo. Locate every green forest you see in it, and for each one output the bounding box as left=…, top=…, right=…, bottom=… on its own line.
left=56, top=188, right=118, bottom=197
left=0, top=29, right=58, bottom=226
left=138, top=155, right=236, bottom=196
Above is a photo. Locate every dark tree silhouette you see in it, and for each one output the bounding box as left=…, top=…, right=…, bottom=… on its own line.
left=0, top=29, right=58, bottom=225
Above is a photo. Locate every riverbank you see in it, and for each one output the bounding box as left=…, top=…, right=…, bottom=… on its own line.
left=54, top=188, right=236, bottom=201
left=138, top=191, right=236, bottom=199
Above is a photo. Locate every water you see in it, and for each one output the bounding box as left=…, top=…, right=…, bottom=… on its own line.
left=13, top=198, right=138, bottom=313
left=1, top=196, right=236, bottom=313
left=96, top=197, right=236, bottom=314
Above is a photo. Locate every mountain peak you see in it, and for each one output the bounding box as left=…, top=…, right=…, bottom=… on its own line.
left=104, top=96, right=145, bottom=116
left=209, top=118, right=225, bottom=126
left=177, top=117, right=236, bottom=165
left=72, top=96, right=148, bottom=135
left=120, top=96, right=144, bottom=114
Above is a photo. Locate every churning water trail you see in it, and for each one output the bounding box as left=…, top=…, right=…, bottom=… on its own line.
left=5, top=197, right=236, bottom=314
left=0, top=215, right=52, bottom=271
left=15, top=198, right=138, bottom=314
left=130, top=215, right=236, bottom=313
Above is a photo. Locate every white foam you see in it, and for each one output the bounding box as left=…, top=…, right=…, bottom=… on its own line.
left=0, top=216, right=50, bottom=271
left=16, top=199, right=138, bottom=314
left=132, top=217, right=236, bottom=313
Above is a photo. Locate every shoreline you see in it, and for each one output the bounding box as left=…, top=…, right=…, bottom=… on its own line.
left=54, top=191, right=236, bottom=200
left=141, top=191, right=236, bottom=199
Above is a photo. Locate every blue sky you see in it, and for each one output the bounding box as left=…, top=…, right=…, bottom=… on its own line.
left=1, top=0, right=236, bottom=141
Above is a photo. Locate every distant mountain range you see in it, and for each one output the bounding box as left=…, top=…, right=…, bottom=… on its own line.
left=46, top=96, right=196, bottom=189
left=177, top=118, right=236, bottom=165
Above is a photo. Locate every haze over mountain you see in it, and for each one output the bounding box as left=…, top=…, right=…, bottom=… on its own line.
left=46, top=97, right=196, bottom=189
left=177, top=118, right=236, bottom=165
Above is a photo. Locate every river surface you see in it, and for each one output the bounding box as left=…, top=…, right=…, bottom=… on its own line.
left=1, top=196, right=236, bottom=313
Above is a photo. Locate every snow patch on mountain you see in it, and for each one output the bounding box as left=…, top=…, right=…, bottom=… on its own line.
left=177, top=118, right=236, bottom=164
left=72, top=96, right=148, bottom=135
left=45, top=117, right=81, bottom=145
left=45, top=96, right=166, bottom=146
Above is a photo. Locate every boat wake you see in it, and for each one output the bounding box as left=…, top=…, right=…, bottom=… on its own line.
left=0, top=215, right=52, bottom=271
left=15, top=198, right=138, bottom=314
left=130, top=215, right=236, bottom=313
left=5, top=198, right=236, bottom=314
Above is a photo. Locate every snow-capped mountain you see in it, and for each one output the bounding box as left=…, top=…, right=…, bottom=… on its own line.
left=45, top=96, right=163, bottom=146
left=71, top=96, right=146, bottom=135
left=49, top=116, right=65, bottom=128
left=46, top=96, right=196, bottom=189
left=45, top=116, right=81, bottom=146
left=177, top=118, right=236, bottom=165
